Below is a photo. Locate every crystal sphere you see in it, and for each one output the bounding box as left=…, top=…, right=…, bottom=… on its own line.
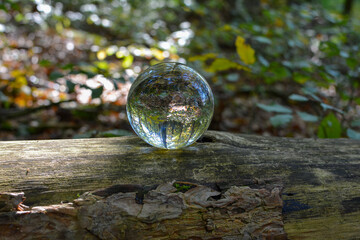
left=126, top=62, right=214, bottom=149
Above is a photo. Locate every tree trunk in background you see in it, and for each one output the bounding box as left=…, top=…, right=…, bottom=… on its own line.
left=343, top=0, right=354, bottom=15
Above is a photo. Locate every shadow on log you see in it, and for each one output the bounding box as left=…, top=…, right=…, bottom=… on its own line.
left=1, top=131, right=360, bottom=239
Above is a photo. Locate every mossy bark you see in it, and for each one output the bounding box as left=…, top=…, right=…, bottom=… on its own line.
left=1, top=131, right=360, bottom=239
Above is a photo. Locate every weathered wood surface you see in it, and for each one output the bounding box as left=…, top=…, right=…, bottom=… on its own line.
left=0, top=182, right=285, bottom=239
left=1, top=130, right=360, bottom=239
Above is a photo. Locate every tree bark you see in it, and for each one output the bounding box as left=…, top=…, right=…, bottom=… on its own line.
left=343, top=0, right=354, bottom=15
left=1, top=131, right=360, bottom=239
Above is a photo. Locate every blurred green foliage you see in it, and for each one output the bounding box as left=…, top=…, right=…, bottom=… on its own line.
left=0, top=0, right=359, bottom=140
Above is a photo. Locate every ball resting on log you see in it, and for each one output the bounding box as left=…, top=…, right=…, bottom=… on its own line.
left=0, top=130, right=360, bottom=239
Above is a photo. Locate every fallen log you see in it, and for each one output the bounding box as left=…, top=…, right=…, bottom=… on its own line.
left=0, top=181, right=285, bottom=239
left=0, top=131, right=359, bottom=239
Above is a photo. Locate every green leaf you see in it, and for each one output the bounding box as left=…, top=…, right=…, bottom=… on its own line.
left=254, top=36, right=272, bottom=44
left=226, top=73, right=239, bottom=82
left=207, top=58, right=249, bottom=72
left=15, top=13, right=24, bottom=22
left=317, top=113, right=342, bottom=138
left=356, top=98, right=360, bottom=105
left=265, top=63, right=290, bottom=83
left=351, top=120, right=360, bottom=127
left=66, top=80, right=76, bottom=93
left=61, top=63, right=74, bottom=70
left=297, top=111, right=318, bottom=122
left=91, top=86, right=103, bottom=99
left=270, top=114, right=293, bottom=127
left=347, top=128, right=360, bottom=140
left=96, top=61, right=109, bottom=70
left=302, top=87, right=322, bottom=102
left=258, top=55, right=269, bottom=67
left=325, top=67, right=340, bottom=78
left=257, top=103, right=292, bottom=113
left=122, top=55, right=134, bottom=68
left=346, top=58, right=357, bottom=70
left=340, top=51, right=349, bottom=58
left=188, top=53, right=218, bottom=62
left=320, top=103, right=344, bottom=114
left=39, top=59, right=52, bottom=67
left=293, top=73, right=308, bottom=84
left=0, top=4, right=7, bottom=12
left=49, top=71, right=64, bottom=81
left=289, top=94, right=308, bottom=102
left=320, top=41, right=340, bottom=57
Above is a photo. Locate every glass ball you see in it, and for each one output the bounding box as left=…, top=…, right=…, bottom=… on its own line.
left=126, top=62, right=214, bottom=149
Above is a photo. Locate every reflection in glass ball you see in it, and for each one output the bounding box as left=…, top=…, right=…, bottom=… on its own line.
left=126, top=62, right=214, bottom=149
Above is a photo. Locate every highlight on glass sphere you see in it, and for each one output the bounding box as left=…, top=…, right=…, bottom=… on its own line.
left=126, top=62, right=214, bottom=149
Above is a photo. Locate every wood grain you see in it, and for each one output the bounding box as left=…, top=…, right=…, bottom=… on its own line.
left=1, top=131, right=360, bottom=239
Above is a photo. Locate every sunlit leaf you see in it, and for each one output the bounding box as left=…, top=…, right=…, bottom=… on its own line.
left=106, top=46, right=118, bottom=56
left=270, top=114, right=293, bottom=127
left=236, top=36, right=256, bottom=65
left=150, top=48, right=165, bottom=61
left=10, top=70, right=25, bottom=78
left=116, top=51, right=125, bottom=58
left=55, top=22, right=63, bottom=33
left=15, top=13, right=24, bottom=22
left=257, top=103, right=292, bottom=113
left=96, top=61, right=109, bottom=70
left=13, top=93, right=30, bottom=108
left=289, top=94, right=308, bottom=102
left=297, top=111, right=318, bottom=122
left=12, top=76, right=27, bottom=89
left=207, top=58, right=250, bottom=72
left=188, top=53, right=217, bottom=62
left=347, top=128, right=360, bottom=140
left=317, top=112, right=341, bottom=138
left=97, top=50, right=107, bottom=60
left=122, top=55, right=134, bottom=68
